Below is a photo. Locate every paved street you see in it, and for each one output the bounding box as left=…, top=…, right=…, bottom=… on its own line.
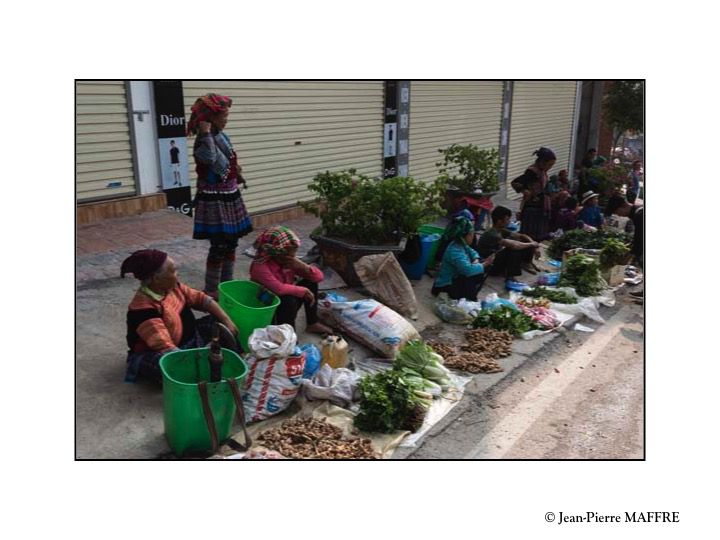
left=76, top=207, right=644, bottom=459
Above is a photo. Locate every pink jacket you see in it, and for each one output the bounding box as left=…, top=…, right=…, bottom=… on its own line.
left=249, top=259, right=324, bottom=298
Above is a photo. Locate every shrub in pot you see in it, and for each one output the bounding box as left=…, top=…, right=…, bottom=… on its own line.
left=436, top=144, right=501, bottom=195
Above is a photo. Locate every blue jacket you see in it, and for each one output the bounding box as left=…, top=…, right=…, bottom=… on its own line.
left=578, top=205, right=603, bottom=228
left=434, top=241, right=486, bottom=288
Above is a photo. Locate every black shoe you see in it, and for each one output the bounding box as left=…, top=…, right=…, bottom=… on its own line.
left=629, top=290, right=644, bottom=299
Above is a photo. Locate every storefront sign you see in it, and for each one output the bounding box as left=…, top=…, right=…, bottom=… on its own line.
left=153, top=80, right=192, bottom=216
left=384, top=81, right=410, bottom=178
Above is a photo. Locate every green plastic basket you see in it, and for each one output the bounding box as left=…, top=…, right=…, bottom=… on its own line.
left=160, top=347, right=248, bottom=456
left=218, top=280, right=280, bottom=352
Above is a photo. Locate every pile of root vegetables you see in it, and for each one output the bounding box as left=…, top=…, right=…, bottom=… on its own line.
left=256, top=418, right=377, bottom=459
left=427, top=328, right=512, bottom=375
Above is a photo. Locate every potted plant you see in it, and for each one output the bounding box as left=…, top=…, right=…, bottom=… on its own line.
left=300, top=169, right=444, bottom=286
left=435, top=144, right=501, bottom=213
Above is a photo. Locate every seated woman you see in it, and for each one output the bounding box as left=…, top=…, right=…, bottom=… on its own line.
left=555, top=197, right=582, bottom=231
left=476, top=206, right=541, bottom=278
left=577, top=191, right=604, bottom=229
left=431, top=216, right=495, bottom=301
left=249, top=226, right=332, bottom=335
left=122, top=249, right=239, bottom=384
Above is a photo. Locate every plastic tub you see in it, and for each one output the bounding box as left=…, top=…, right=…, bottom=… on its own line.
left=160, top=348, right=248, bottom=456
left=218, top=280, right=280, bottom=352
left=400, top=233, right=441, bottom=280
left=417, top=224, right=445, bottom=270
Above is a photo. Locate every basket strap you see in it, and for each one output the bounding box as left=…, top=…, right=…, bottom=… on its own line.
left=197, top=381, right=219, bottom=454
left=225, top=377, right=252, bottom=452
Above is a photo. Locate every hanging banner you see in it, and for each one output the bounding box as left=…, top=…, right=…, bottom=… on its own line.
left=153, top=80, right=192, bottom=216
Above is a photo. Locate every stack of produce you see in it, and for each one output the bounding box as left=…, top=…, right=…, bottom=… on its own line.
left=559, top=254, right=606, bottom=297
left=548, top=229, right=632, bottom=261
left=393, top=340, right=452, bottom=392
left=355, top=368, right=433, bottom=434
left=517, top=305, right=560, bottom=329
left=464, top=328, right=513, bottom=358
left=426, top=340, right=455, bottom=358
left=472, top=305, right=540, bottom=335
left=442, top=351, right=503, bottom=374
left=257, top=418, right=377, bottom=459
left=517, top=296, right=550, bottom=308
left=521, top=286, right=578, bottom=304
left=599, top=238, right=630, bottom=269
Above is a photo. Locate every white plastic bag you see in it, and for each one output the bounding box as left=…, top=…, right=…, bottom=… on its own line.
left=243, top=325, right=305, bottom=423
left=248, top=324, right=297, bottom=359
left=318, top=296, right=420, bottom=358
left=301, top=364, right=360, bottom=408
left=434, top=294, right=474, bottom=325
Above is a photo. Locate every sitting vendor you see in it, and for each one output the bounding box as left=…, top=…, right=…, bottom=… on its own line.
left=431, top=216, right=495, bottom=301
left=577, top=190, right=604, bottom=229
left=122, top=249, right=239, bottom=385
left=476, top=206, right=542, bottom=278
left=250, top=226, right=332, bottom=335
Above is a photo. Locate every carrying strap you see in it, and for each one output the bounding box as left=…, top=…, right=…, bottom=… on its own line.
left=196, top=378, right=252, bottom=457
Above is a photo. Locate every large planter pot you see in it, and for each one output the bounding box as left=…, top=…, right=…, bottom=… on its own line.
left=310, top=233, right=407, bottom=287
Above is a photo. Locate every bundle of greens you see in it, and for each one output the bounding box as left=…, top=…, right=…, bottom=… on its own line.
left=472, top=306, right=540, bottom=335
left=354, top=369, right=433, bottom=433
left=522, top=286, right=578, bottom=305
left=599, top=238, right=630, bottom=269
left=394, top=340, right=452, bottom=391
left=548, top=229, right=632, bottom=260
left=559, top=254, right=605, bottom=297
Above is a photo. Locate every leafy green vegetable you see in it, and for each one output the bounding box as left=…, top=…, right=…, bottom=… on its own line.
left=472, top=306, right=540, bottom=335
left=394, top=340, right=452, bottom=387
left=548, top=229, right=633, bottom=260
left=522, top=287, right=578, bottom=304
left=599, top=238, right=630, bottom=269
left=354, top=370, right=430, bottom=433
left=558, top=254, right=605, bottom=297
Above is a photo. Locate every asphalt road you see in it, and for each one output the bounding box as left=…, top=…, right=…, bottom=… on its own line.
left=403, top=299, right=644, bottom=459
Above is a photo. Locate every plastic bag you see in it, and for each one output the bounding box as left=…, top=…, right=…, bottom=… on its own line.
left=354, top=252, right=419, bottom=319
left=248, top=324, right=297, bottom=359
left=318, top=296, right=420, bottom=358
left=301, top=364, right=360, bottom=408
left=243, top=351, right=306, bottom=423
left=300, top=343, right=322, bottom=379
left=481, top=292, right=518, bottom=311
left=434, top=293, right=474, bottom=325
left=536, top=272, right=561, bottom=286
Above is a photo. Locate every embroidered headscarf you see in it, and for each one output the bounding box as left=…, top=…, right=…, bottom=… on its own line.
left=187, top=93, right=233, bottom=136
left=253, top=226, right=301, bottom=264
left=442, top=216, right=475, bottom=246
left=120, top=249, right=168, bottom=280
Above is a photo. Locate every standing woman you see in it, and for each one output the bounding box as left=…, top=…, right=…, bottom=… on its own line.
left=187, top=94, right=253, bottom=299
left=511, top=147, right=557, bottom=241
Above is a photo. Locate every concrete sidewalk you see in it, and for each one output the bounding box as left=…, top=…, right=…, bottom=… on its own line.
left=76, top=199, right=550, bottom=459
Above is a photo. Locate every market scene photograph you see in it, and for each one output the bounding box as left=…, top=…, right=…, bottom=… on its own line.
left=75, top=79, right=644, bottom=460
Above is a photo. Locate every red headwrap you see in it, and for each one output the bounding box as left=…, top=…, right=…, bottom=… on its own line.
left=187, top=93, right=233, bottom=136
left=120, top=249, right=168, bottom=280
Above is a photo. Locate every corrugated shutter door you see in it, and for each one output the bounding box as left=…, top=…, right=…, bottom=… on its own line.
left=76, top=81, right=136, bottom=202
left=506, top=81, right=578, bottom=199
left=409, top=81, right=504, bottom=183
left=182, top=81, right=384, bottom=213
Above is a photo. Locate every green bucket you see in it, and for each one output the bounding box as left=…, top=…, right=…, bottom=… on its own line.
left=218, top=280, right=280, bottom=352
left=418, top=224, right=445, bottom=270
left=160, top=348, right=248, bottom=456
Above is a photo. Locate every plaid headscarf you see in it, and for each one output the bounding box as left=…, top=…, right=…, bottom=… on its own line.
left=441, top=216, right=475, bottom=245
left=187, top=93, right=233, bottom=136
left=253, top=226, right=301, bottom=264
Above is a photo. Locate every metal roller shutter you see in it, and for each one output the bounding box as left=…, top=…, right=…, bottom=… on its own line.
left=409, top=81, right=504, bottom=183
left=506, top=81, right=579, bottom=199
left=76, top=81, right=137, bottom=202
left=182, top=81, right=384, bottom=213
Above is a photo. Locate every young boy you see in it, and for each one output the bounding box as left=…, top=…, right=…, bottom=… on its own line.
left=476, top=206, right=542, bottom=277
